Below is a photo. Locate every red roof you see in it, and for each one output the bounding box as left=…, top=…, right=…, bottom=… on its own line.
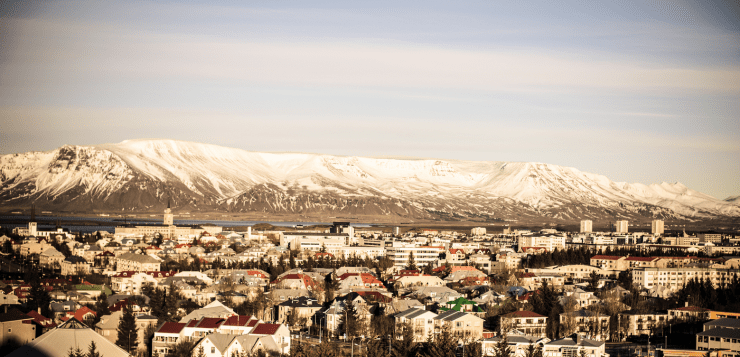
left=251, top=323, right=281, bottom=335
left=195, top=317, right=224, bottom=329
left=674, top=306, right=709, bottom=312
left=626, top=256, right=658, bottom=262
left=223, top=315, right=255, bottom=327
left=356, top=291, right=393, bottom=303
left=157, top=322, right=186, bottom=334
left=591, top=255, right=622, bottom=260
left=449, top=249, right=465, bottom=254
left=247, top=319, right=260, bottom=327
left=503, top=311, right=546, bottom=318
left=26, top=310, right=57, bottom=328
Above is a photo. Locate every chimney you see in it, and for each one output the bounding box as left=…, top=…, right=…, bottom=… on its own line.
left=576, top=334, right=582, bottom=344
left=685, top=301, right=689, bottom=307
left=38, top=307, right=41, bottom=314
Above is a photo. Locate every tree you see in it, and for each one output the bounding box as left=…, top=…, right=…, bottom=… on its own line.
left=116, top=304, right=139, bottom=353
left=87, top=341, right=101, bottom=357
left=420, top=325, right=456, bottom=357
left=587, top=270, right=599, bottom=291
left=195, top=346, right=206, bottom=357
left=67, top=347, right=85, bottom=357
left=406, top=252, right=417, bottom=271
left=493, top=335, right=512, bottom=357
left=25, top=266, right=52, bottom=317
left=525, top=343, right=543, bottom=357
left=393, top=321, right=417, bottom=357
left=338, top=302, right=361, bottom=339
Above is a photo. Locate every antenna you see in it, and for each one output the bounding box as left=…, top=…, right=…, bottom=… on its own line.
left=31, top=205, right=36, bottom=222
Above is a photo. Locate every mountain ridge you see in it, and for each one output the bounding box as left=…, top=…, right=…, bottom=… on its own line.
left=1, top=139, right=737, bottom=223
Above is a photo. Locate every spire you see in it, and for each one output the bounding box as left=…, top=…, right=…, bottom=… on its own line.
left=167, top=199, right=170, bottom=209
left=30, top=205, right=36, bottom=223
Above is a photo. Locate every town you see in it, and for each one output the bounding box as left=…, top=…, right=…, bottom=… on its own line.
left=0, top=206, right=738, bottom=357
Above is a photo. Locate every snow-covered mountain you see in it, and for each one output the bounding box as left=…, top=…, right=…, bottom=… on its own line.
left=1, top=139, right=738, bottom=222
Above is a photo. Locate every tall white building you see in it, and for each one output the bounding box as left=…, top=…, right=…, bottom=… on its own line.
left=518, top=235, right=566, bottom=252
left=615, top=220, right=629, bottom=233
left=385, top=242, right=444, bottom=267
left=651, top=220, right=664, bottom=235
left=580, top=220, right=592, bottom=233
left=470, top=227, right=486, bottom=236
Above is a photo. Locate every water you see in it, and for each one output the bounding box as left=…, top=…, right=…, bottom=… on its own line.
left=0, top=215, right=372, bottom=234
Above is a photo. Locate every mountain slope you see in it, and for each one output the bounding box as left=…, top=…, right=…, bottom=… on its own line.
left=1, top=139, right=737, bottom=222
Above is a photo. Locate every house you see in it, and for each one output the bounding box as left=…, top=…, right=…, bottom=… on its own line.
left=395, top=275, right=446, bottom=290
left=115, top=252, right=161, bottom=272
left=394, top=308, right=438, bottom=342
left=153, top=321, right=187, bottom=356
left=542, top=334, right=608, bottom=357
left=95, top=311, right=157, bottom=353
left=8, top=318, right=129, bottom=357
left=179, top=300, right=236, bottom=323
left=696, top=318, right=740, bottom=353
left=439, top=297, right=485, bottom=316
left=434, top=310, right=485, bottom=341
left=217, top=315, right=262, bottom=335
left=39, top=247, right=65, bottom=268
left=250, top=323, right=291, bottom=354
left=410, top=286, right=464, bottom=304
left=270, top=273, right=321, bottom=291
left=619, top=310, right=668, bottom=337
left=668, top=305, right=710, bottom=322
left=0, top=310, right=36, bottom=346
left=337, top=273, right=386, bottom=292
left=25, top=310, right=57, bottom=336
left=500, top=310, right=548, bottom=338
left=481, top=332, right=546, bottom=357
left=277, top=297, right=322, bottom=327
left=60, top=255, right=90, bottom=276
left=559, top=309, right=610, bottom=341
left=559, top=288, right=601, bottom=309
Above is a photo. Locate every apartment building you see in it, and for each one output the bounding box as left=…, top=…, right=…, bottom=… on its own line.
left=500, top=311, right=548, bottom=338
left=434, top=310, right=485, bottom=341
left=580, top=220, right=593, bottom=233
left=632, top=267, right=740, bottom=290
left=395, top=308, right=438, bottom=342
left=115, top=252, right=161, bottom=272
left=696, top=318, right=740, bottom=354
left=386, top=242, right=444, bottom=267
left=518, top=235, right=566, bottom=252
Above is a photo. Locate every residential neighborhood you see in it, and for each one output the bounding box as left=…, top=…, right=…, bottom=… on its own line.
left=0, top=213, right=739, bottom=357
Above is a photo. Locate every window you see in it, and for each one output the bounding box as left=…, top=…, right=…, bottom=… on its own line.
left=211, top=347, right=215, bottom=353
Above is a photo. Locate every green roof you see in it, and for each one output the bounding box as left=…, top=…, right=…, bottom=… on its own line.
left=73, top=284, right=112, bottom=295
left=440, top=297, right=484, bottom=313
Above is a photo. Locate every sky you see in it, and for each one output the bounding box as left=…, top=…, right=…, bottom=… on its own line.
left=0, top=0, right=738, bottom=200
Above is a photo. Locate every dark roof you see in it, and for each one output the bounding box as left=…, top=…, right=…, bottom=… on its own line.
left=0, top=309, right=32, bottom=322
left=697, top=327, right=740, bottom=339
left=278, top=296, right=322, bottom=308
left=704, top=319, right=740, bottom=330
left=64, top=255, right=88, bottom=264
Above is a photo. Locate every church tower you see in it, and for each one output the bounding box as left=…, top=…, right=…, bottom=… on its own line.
left=163, top=200, right=174, bottom=226
left=29, top=205, right=37, bottom=236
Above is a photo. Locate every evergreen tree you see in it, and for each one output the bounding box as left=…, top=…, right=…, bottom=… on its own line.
left=393, top=321, right=417, bottom=357
left=338, top=302, right=361, bottom=339
left=67, top=347, right=85, bottom=357
left=116, top=304, right=139, bottom=353
left=587, top=270, right=599, bottom=291
left=87, top=341, right=101, bottom=357
left=26, top=267, right=52, bottom=317
left=493, top=335, right=511, bottom=357
left=407, top=252, right=417, bottom=271
left=525, top=343, right=543, bottom=357
left=163, top=282, right=180, bottom=322
left=421, top=326, right=456, bottom=357
left=464, top=342, right=483, bottom=357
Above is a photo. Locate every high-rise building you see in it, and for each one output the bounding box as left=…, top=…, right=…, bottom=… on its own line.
left=471, top=227, right=486, bottom=236
left=580, top=220, right=593, bottom=233
left=651, top=220, right=664, bottom=235
left=615, top=220, right=629, bottom=233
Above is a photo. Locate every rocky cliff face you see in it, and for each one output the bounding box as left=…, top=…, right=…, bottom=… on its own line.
left=1, top=139, right=737, bottom=222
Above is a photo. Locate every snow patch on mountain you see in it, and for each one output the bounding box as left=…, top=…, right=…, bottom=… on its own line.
left=1, top=139, right=738, bottom=220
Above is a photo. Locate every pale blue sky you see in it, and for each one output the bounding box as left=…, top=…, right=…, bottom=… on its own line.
left=0, top=0, right=738, bottom=199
